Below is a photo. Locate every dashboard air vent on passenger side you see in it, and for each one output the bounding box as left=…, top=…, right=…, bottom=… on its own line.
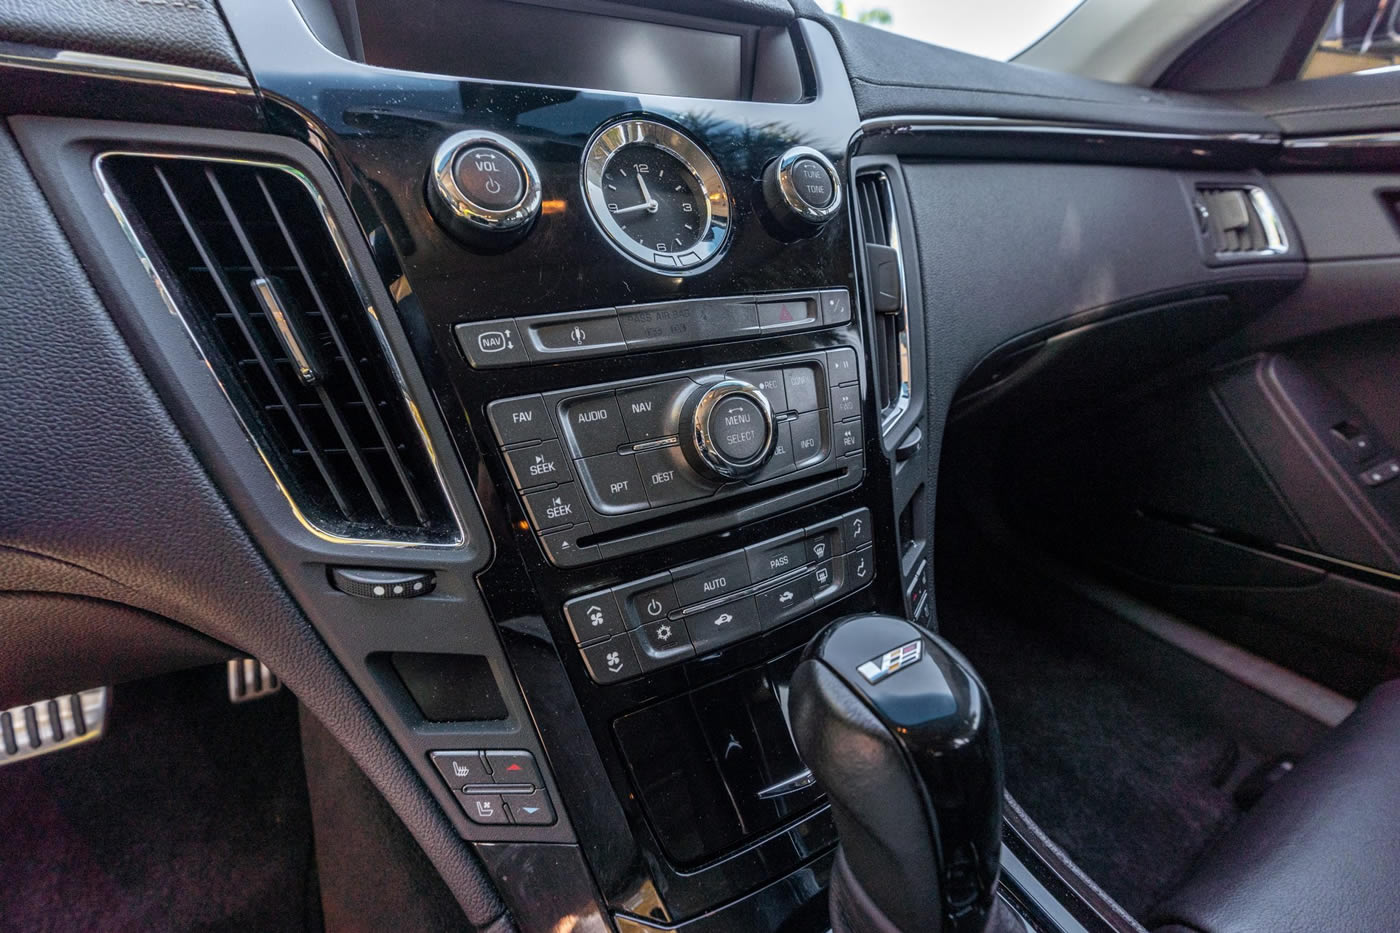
left=99, top=155, right=460, bottom=546
left=1195, top=185, right=1288, bottom=257
left=854, top=173, right=910, bottom=434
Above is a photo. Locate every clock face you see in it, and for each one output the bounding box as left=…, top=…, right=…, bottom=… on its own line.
left=601, top=145, right=707, bottom=258
left=582, top=119, right=731, bottom=273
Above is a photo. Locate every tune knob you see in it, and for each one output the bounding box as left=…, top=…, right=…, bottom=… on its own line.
left=680, top=380, right=777, bottom=481
left=427, top=130, right=542, bottom=248
left=762, top=146, right=842, bottom=234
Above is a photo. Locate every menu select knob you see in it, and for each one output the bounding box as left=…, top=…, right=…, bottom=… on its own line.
left=427, top=130, right=542, bottom=248
left=763, top=146, right=842, bottom=233
left=680, top=380, right=777, bottom=481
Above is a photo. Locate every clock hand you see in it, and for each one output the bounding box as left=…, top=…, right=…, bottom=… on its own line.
left=636, top=173, right=659, bottom=212
left=612, top=200, right=656, bottom=216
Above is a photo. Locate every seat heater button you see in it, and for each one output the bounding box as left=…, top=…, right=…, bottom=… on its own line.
left=672, top=551, right=751, bottom=606
left=635, top=446, right=716, bottom=507
left=580, top=635, right=639, bottom=684
left=631, top=619, right=695, bottom=671
left=430, top=750, right=489, bottom=788
left=685, top=597, right=760, bottom=653
left=488, top=395, right=553, bottom=447
left=827, top=347, right=859, bottom=385
left=502, top=440, right=569, bottom=491
left=616, top=380, right=689, bottom=441
left=522, top=483, right=586, bottom=531
left=577, top=453, right=648, bottom=513
left=564, top=590, right=627, bottom=643
left=561, top=395, right=628, bottom=457
left=745, top=531, right=806, bottom=582
left=485, top=750, right=543, bottom=787
left=783, top=365, right=821, bottom=412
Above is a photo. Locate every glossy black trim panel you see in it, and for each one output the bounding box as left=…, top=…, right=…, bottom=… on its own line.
left=1277, top=132, right=1400, bottom=170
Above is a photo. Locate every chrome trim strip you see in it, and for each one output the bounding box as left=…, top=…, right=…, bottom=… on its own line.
left=858, top=114, right=1280, bottom=147
left=252, top=276, right=323, bottom=386
left=1246, top=185, right=1290, bottom=255
left=1283, top=131, right=1400, bottom=150
left=94, top=151, right=467, bottom=549
left=0, top=41, right=253, bottom=93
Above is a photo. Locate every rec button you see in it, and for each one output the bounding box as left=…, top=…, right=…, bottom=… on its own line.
left=454, top=145, right=524, bottom=211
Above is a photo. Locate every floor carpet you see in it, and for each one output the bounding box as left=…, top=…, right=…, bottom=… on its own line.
left=941, top=592, right=1246, bottom=918
left=0, top=667, right=316, bottom=933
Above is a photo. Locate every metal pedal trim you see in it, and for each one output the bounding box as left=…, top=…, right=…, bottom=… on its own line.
left=0, top=688, right=109, bottom=766
left=227, top=658, right=282, bottom=703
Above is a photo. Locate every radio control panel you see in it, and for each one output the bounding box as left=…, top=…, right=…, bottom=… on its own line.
left=488, top=348, right=866, bottom=565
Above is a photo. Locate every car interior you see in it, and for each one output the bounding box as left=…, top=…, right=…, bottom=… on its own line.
left=3, top=0, right=1399, bottom=931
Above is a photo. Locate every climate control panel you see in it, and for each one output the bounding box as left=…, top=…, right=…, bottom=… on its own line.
left=488, top=348, right=866, bottom=565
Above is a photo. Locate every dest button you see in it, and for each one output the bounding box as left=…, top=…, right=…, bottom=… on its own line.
left=634, top=446, right=717, bottom=507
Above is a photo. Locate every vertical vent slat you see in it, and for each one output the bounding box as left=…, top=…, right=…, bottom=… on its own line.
left=200, top=165, right=395, bottom=523
left=152, top=164, right=359, bottom=519
left=105, top=154, right=457, bottom=544
left=855, top=173, right=905, bottom=424
left=254, top=174, right=431, bottom=526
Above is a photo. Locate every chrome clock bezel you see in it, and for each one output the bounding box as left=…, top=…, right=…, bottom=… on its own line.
left=582, top=118, right=731, bottom=273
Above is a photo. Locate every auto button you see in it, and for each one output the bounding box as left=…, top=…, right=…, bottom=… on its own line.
left=672, top=551, right=751, bottom=606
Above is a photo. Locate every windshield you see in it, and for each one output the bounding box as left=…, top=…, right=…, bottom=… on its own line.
left=822, top=0, right=1088, bottom=61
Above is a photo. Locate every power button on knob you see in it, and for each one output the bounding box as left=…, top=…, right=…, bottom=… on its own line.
left=454, top=146, right=524, bottom=211
left=680, top=380, right=777, bottom=481
left=427, top=130, right=542, bottom=248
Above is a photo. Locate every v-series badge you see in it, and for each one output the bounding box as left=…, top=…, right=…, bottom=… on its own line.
left=858, top=640, right=923, bottom=684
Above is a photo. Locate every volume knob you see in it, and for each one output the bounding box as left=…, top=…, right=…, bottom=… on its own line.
left=680, top=380, right=777, bottom=481
left=427, top=130, right=542, bottom=248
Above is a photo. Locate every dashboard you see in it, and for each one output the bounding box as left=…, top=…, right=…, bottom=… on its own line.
left=2, top=0, right=1361, bottom=931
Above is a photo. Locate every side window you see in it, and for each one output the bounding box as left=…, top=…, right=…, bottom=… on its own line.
left=1301, top=0, right=1400, bottom=79
left=821, top=0, right=1086, bottom=61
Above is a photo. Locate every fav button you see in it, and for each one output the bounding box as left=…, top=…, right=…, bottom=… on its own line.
left=488, top=395, right=553, bottom=448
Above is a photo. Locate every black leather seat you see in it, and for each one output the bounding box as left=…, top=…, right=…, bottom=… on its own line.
left=1151, top=680, right=1400, bottom=933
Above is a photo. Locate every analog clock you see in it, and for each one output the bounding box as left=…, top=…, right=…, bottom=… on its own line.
left=582, top=119, right=731, bottom=272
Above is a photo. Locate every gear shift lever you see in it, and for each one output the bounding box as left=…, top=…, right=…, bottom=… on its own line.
left=790, top=614, right=1015, bottom=933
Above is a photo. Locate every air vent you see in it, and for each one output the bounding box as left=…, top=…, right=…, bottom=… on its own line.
left=1195, top=185, right=1288, bottom=257
left=855, top=172, right=910, bottom=433
left=99, top=155, right=460, bottom=545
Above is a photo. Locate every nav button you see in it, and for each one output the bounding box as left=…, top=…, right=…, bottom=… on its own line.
left=457, top=320, right=530, bottom=368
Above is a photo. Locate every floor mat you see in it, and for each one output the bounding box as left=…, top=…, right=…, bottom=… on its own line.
left=942, top=594, right=1245, bottom=918
left=0, top=667, right=316, bottom=933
